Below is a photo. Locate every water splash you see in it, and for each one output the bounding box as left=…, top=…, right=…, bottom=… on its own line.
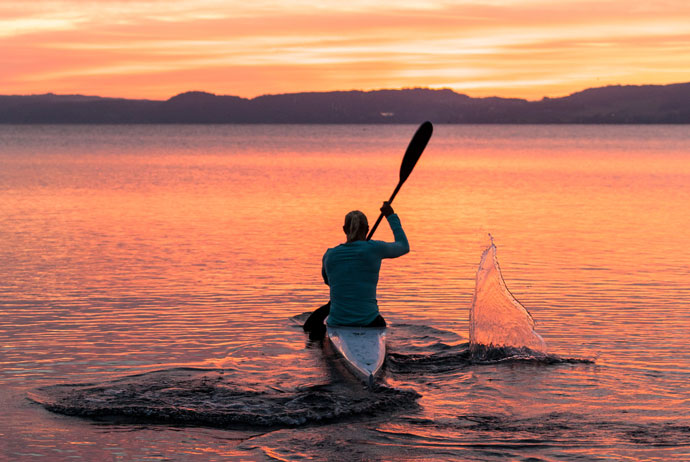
left=470, top=236, right=547, bottom=356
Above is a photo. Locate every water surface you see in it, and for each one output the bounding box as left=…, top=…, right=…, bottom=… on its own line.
left=1, top=124, right=689, bottom=461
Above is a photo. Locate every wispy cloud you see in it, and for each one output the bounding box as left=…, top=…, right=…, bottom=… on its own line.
left=1, top=1, right=689, bottom=99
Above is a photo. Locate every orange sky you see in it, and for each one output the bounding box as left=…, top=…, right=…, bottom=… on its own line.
left=2, top=1, right=689, bottom=100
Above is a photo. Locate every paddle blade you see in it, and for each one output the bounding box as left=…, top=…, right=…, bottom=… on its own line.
left=399, top=121, right=433, bottom=184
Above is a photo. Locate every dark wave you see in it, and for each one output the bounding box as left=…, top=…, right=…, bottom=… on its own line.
left=452, top=413, right=690, bottom=447
left=468, top=344, right=594, bottom=365
left=29, top=367, right=419, bottom=429
left=388, top=343, right=591, bottom=376
left=387, top=322, right=591, bottom=376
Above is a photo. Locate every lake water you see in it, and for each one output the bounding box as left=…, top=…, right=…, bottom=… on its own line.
left=1, top=124, right=689, bottom=461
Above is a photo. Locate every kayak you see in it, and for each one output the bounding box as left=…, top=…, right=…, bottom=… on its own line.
left=326, top=325, right=386, bottom=388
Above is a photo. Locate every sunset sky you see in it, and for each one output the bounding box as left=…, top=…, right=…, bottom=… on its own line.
left=2, top=1, right=689, bottom=100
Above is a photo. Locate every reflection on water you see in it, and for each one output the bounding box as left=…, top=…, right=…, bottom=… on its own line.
left=1, top=124, right=690, bottom=461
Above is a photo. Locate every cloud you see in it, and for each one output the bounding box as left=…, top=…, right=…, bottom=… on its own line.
left=1, top=0, right=689, bottom=99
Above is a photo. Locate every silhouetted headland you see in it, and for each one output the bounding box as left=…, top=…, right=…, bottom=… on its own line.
left=1, top=82, right=689, bottom=123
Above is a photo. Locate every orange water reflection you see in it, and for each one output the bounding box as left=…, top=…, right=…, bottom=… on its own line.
left=1, top=124, right=689, bottom=460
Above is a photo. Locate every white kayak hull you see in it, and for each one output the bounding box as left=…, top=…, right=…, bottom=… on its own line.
left=326, top=325, right=386, bottom=387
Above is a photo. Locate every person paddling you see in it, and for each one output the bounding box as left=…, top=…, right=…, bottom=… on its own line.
left=303, top=121, right=431, bottom=338
left=303, top=201, right=409, bottom=336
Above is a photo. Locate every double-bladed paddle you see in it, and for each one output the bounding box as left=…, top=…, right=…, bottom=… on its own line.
left=366, top=120, right=433, bottom=240
left=303, top=121, right=433, bottom=336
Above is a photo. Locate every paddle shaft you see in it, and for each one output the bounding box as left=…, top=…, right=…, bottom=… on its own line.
left=366, top=182, right=402, bottom=241
left=366, top=121, right=432, bottom=241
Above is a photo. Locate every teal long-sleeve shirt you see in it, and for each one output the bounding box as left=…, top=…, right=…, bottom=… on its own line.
left=322, top=214, right=409, bottom=326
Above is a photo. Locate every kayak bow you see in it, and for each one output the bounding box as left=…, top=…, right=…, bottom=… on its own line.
left=327, top=325, right=386, bottom=388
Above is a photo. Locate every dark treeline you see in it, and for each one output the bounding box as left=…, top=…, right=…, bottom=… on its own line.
left=1, top=82, right=689, bottom=123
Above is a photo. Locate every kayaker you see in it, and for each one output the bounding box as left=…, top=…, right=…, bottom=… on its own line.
left=303, top=201, right=409, bottom=335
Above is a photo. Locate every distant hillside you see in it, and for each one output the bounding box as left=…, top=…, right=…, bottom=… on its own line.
left=1, top=83, right=689, bottom=124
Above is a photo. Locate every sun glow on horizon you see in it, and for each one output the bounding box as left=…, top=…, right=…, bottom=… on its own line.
left=1, top=1, right=689, bottom=100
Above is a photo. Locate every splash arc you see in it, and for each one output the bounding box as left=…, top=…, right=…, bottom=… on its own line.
left=470, top=237, right=547, bottom=354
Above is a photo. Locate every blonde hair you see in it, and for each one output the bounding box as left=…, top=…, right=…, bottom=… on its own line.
left=344, top=210, right=368, bottom=242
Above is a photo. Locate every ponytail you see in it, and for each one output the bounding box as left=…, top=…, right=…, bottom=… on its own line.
left=344, top=210, right=368, bottom=242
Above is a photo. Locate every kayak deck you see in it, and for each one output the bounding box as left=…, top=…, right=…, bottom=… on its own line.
left=326, top=325, right=386, bottom=387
